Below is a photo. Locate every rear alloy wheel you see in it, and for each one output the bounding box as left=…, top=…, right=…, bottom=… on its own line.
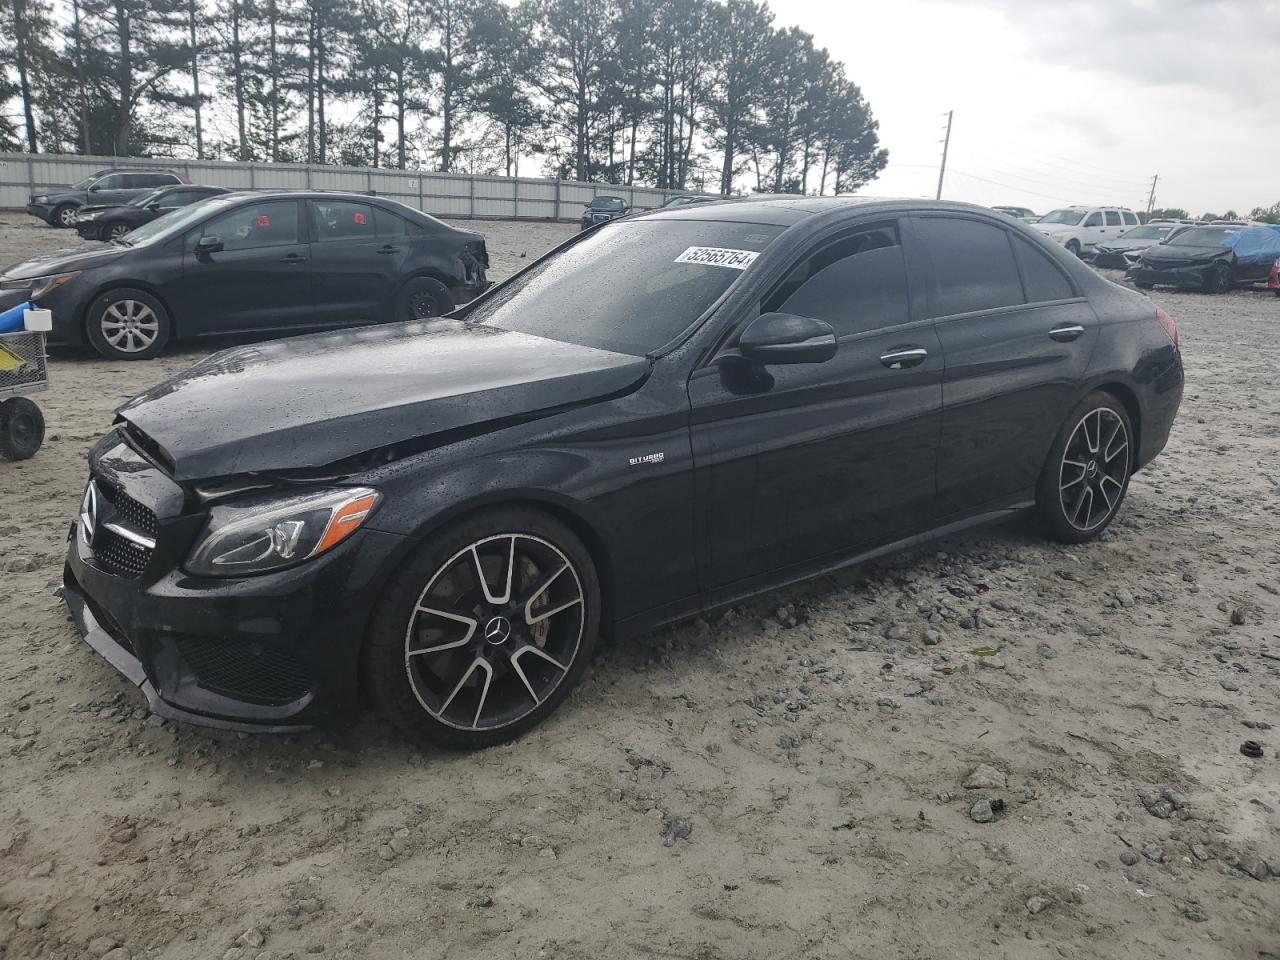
left=1206, top=263, right=1232, bottom=294
left=53, top=203, right=79, bottom=228
left=106, top=221, right=132, bottom=241
left=365, top=510, right=600, bottom=749
left=1065, top=239, right=1081, bottom=258
left=397, top=276, right=454, bottom=321
left=0, top=397, right=45, bottom=460
left=85, top=287, right=172, bottom=360
left=1036, top=391, right=1133, bottom=543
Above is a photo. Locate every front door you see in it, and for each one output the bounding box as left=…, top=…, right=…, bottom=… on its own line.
left=907, top=214, right=1099, bottom=517
left=174, top=198, right=314, bottom=335
left=690, top=220, right=944, bottom=592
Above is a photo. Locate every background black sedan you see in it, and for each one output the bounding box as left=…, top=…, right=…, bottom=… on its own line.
left=60, top=197, right=1183, bottom=749
left=75, top=185, right=230, bottom=241
left=0, top=191, right=489, bottom=360
left=1126, top=224, right=1280, bottom=292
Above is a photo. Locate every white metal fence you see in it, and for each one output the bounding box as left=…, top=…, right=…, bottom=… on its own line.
left=0, top=152, right=698, bottom=221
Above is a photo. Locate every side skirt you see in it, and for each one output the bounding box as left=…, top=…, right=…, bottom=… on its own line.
left=613, top=501, right=1034, bottom=642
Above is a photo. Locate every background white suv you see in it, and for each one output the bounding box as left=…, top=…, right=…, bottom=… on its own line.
left=1033, top=206, right=1141, bottom=257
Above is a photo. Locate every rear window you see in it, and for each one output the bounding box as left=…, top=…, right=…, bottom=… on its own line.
left=913, top=216, right=1025, bottom=318
left=470, top=220, right=783, bottom=355
left=311, top=200, right=377, bottom=242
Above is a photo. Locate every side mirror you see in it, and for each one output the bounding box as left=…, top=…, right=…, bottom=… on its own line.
left=88, top=183, right=101, bottom=192
left=195, top=235, right=224, bottom=259
left=737, top=312, right=837, bottom=365
left=146, top=200, right=161, bottom=211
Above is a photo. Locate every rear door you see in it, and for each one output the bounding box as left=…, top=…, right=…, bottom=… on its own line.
left=908, top=215, right=1098, bottom=517
left=173, top=198, right=314, bottom=335
left=307, top=198, right=403, bottom=325
left=690, top=219, right=944, bottom=590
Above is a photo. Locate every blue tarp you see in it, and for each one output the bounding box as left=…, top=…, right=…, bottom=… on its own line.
left=1228, top=226, right=1280, bottom=265
left=0, top=301, right=34, bottom=334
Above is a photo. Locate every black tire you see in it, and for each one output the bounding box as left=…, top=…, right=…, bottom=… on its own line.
left=52, top=203, right=80, bottom=229
left=396, top=276, right=454, bottom=321
left=1205, top=263, right=1232, bottom=294
left=1035, top=391, right=1133, bottom=544
left=364, top=507, right=601, bottom=750
left=105, top=221, right=132, bottom=241
left=1065, top=239, right=1081, bottom=258
left=85, top=287, right=172, bottom=360
left=0, top=397, right=45, bottom=460
left=1134, top=281, right=1155, bottom=290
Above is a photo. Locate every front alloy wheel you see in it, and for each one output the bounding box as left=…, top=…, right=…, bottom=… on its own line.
left=366, top=510, right=600, bottom=749
left=1037, top=391, right=1133, bottom=543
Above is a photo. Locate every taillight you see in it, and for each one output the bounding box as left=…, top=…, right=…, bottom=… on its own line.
left=1156, top=307, right=1178, bottom=349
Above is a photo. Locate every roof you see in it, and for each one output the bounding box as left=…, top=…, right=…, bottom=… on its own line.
left=636, top=195, right=1025, bottom=227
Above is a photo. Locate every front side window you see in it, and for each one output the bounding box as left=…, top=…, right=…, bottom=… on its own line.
left=196, top=200, right=300, bottom=251
left=1083, top=212, right=1103, bottom=227
left=913, top=216, right=1025, bottom=318
left=1105, top=211, right=1122, bottom=226
left=94, top=174, right=127, bottom=190
left=311, top=200, right=377, bottom=242
left=763, top=222, right=909, bottom=336
left=469, top=219, right=783, bottom=355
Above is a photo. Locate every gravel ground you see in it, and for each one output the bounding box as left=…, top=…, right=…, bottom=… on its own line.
left=1, top=212, right=1277, bottom=960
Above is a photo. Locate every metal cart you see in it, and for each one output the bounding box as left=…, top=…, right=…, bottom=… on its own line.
left=0, top=322, right=49, bottom=461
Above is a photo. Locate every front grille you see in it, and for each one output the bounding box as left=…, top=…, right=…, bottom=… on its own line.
left=0, top=332, right=48, bottom=391
left=90, top=481, right=157, bottom=579
left=173, top=635, right=313, bottom=706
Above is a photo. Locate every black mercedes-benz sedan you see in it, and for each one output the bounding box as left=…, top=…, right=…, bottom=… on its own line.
left=0, top=191, right=489, bottom=360
left=61, top=197, right=1184, bottom=749
left=74, top=184, right=230, bottom=241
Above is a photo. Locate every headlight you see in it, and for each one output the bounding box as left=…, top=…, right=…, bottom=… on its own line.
left=30, top=272, right=80, bottom=299
left=185, top=487, right=380, bottom=577
left=81, top=211, right=101, bottom=220
left=32, top=195, right=48, bottom=204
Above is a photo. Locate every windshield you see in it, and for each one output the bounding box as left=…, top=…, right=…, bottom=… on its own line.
left=1039, top=209, right=1086, bottom=225
left=1168, top=226, right=1239, bottom=247
left=114, top=196, right=227, bottom=246
left=588, top=198, right=625, bottom=211
left=130, top=189, right=166, bottom=208
left=468, top=219, right=784, bottom=355
left=1120, top=225, right=1175, bottom=241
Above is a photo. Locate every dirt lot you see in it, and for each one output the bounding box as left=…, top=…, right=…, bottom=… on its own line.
left=1, top=212, right=1277, bottom=960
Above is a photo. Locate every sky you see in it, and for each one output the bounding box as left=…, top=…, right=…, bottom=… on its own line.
left=770, top=0, right=1280, bottom=216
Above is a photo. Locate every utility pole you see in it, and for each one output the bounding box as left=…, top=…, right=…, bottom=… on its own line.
left=1146, top=174, right=1159, bottom=215
left=936, top=110, right=953, bottom=200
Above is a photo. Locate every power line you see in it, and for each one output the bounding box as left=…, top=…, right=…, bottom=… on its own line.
left=1007, top=142, right=1152, bottom=181
left=947, top=169, right=1083, bottom=204
left=960, top=152, right=1150, bottom=194
left=955, top=160, right=1146, bottom=201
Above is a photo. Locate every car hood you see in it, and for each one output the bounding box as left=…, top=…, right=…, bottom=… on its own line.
left=1139, top=244, right=1230, bottom=265
left=118, top=318, right=652, bottom=481
left=1, top=243, right=121, bottom=280
left=1098, top=238, right=1158, bottom=253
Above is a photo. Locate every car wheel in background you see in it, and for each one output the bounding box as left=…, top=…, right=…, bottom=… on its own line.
left=1036, top=390, right=1133, bottom=544
left=0, top=397, right=45, bottom=460
left=105, top=221, right=132, bottom=241
left=52, top=203, right=79, bottom=228
left=397, top=277, right=454, bottom=321
left=85, top=287, right=172, bottom=361
left=1134, top=281, right=1154, bottom=290
left=1064, top=239, right=1081, bottom=258
left=364, top=508, right=601, bottom=750
left=1206, top=263, right=1232, bottom=294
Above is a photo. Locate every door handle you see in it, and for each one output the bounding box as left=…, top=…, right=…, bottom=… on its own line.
left=280, top=253, right=308, bottom=264
left=1049, top=323, right=1085, bottom=342
left=879, top=347, right=928, bottom=369
left=377, top=245, right=400, bottom=255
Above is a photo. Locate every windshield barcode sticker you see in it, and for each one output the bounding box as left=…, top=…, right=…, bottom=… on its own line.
left=674, top=246, right=760, bottom=270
